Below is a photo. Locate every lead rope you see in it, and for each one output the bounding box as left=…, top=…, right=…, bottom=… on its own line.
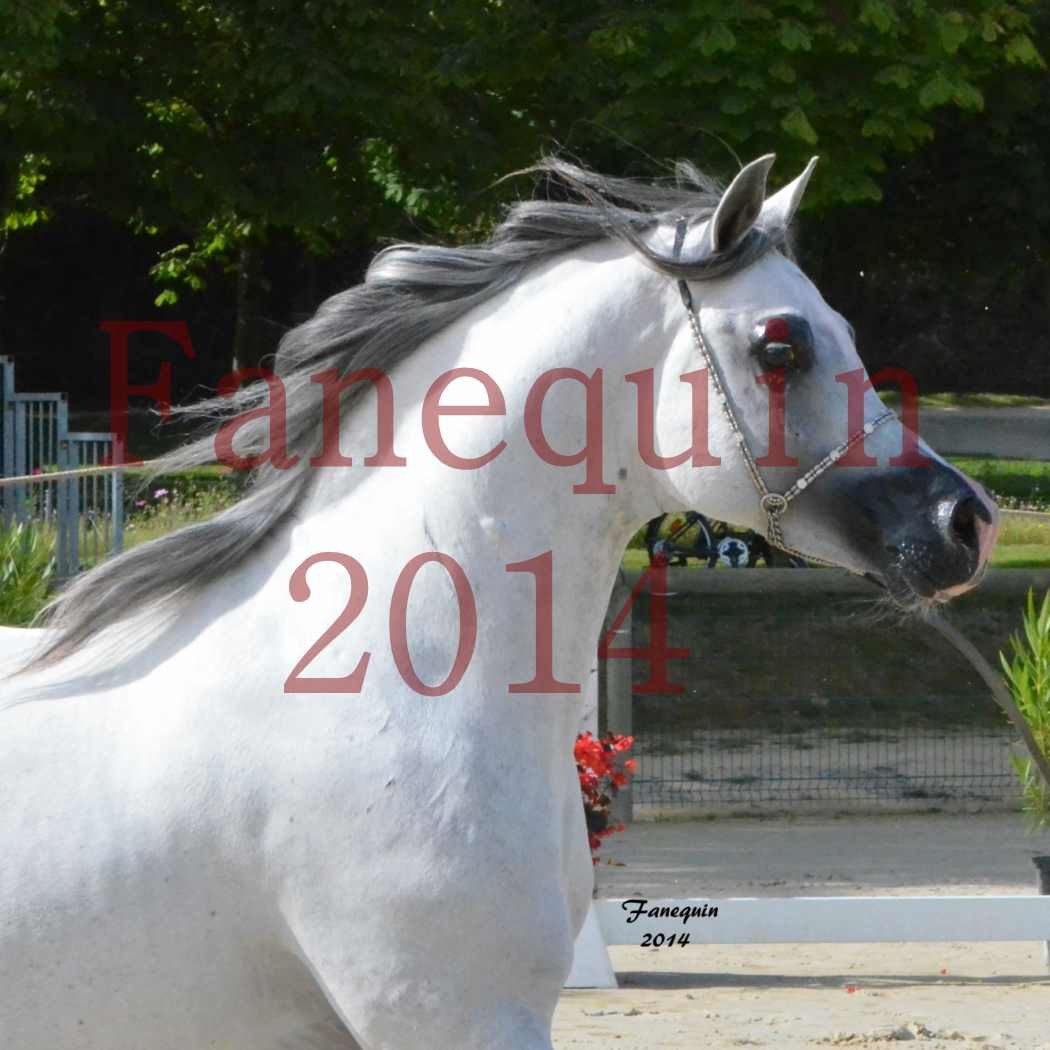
left=672, top=218, right=895, bottom=568
left=0, top=461, right=161, bottom=489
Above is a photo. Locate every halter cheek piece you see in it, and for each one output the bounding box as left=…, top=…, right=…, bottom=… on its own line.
left=671, top=218, right=895, bottom=568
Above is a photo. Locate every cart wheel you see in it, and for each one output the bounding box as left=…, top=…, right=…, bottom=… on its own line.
left=644, top=512, right=717, bottom=568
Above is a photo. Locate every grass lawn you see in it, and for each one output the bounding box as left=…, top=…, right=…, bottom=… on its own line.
left=880, top=391, right=1050, bottom=409
left=75, top=467, right=246, bottom=568
left=621, top=511, right=1050, bottom=571
left=121, top=506, right=218, bottom=552
left=993, top=544, right=1050, bottom=569
left=947, top=456, right=1050, bottom=506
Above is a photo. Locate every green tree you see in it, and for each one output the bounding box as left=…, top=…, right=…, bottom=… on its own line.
left=2, top=1, right=536, bottom=365
left=2, top=0, right=1043, bottom=371
left=565, top=0, right=1045, bottom=208
left=800, top=0, right=1050, bottom=395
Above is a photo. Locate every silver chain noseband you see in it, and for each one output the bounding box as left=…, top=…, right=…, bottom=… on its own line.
left=672, top=218, right=895, bottom=567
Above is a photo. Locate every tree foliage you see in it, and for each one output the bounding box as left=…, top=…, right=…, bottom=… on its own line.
left=3, top=1, right=512, bottom=299
left=0, top=0, right=1045, bottom=373
left=569, top=0, right=1044, bottom=208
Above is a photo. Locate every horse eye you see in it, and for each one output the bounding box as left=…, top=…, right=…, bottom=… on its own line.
left=752, top=316, right=812, bottom=373
left=761, top=342, right=797, bottom=370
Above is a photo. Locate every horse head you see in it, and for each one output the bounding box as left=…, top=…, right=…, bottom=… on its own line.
left=643, top=154, right=998, bottom=603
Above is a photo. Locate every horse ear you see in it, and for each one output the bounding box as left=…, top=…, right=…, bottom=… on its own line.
left=761, top=156, right=819, bottom=230
left=703, top=154, right=776, bottom=254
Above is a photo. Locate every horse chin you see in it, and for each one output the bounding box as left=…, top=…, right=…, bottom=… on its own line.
left=860, top=571, right=936, bottom=613
left=860, top=567, right=965, bottom=613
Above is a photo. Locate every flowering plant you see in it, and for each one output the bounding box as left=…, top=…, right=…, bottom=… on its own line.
left=574, top=732, right=637, bottom=863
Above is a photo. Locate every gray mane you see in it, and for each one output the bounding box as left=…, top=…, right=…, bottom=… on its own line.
left=24, top=156, right=788, bottom=672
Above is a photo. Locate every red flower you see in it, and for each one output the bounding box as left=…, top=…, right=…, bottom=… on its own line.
left=574, top=732, right=637, bottom=863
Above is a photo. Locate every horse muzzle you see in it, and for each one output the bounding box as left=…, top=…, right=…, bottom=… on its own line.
left=837, top=464, right=999, bottom=601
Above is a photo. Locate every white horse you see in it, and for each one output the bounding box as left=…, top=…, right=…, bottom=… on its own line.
left=0, top=155, right=997, bottom=1049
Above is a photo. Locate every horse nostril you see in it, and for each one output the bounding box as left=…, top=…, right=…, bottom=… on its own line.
left=950, top=496, right=980, bottom=553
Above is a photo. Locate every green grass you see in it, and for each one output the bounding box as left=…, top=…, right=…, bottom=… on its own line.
left=103, top=475, right=242, bottom=561
left=881, top=391, right=1050, bottom=409
left=621, top=510, right=1050, bottom=571
left=946, top=456, right=1050, bottom=509
left=999, top=516, right=1050, bottom=546
left=992, top=510, right=1050, bottom=569
left=993, top=546, right=1050, bottom=569
left=52, top=472, right=244, bottom=575
left=623, top=548, right=660, bottom=571
left=121, top=506, right=226, bottom=553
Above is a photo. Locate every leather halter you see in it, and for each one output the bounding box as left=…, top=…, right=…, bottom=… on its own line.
left=671, top=217, right=895, bottom=567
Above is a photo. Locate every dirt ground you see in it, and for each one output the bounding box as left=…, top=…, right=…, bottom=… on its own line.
left=554, top=814, right=1050, bottom=1049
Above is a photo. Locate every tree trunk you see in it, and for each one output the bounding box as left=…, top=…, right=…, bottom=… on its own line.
left=231, top=238, right=266, bottom=373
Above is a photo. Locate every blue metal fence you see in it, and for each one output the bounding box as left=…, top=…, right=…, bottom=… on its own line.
left=0, top=355, right=123, bottom=578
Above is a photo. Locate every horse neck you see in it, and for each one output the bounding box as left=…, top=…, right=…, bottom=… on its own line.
left=278, top=244, right=673, bottom=706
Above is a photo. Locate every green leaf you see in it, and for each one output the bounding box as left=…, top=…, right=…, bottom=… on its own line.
left=719, top=93, right=751, bottom=115
left=906, top=118, right=935, bottom=142
left=3, top=207, right=49, bottom=230
left=874, top=64, right=913, bottom=89
left=1000, top=589, right=1050, bottom=828
left=589, top=26, right=638, bottom=57
left=839, top=174, right=883, bottom=203
left=861, top=115, right=895, bottom=139
left=780, top=106, right=818, bottom=144
left=696, top=23, right=736, bottom=56
left=952, top=79, right=984, bottom=111
left=1005, top=34, right=1044, bottom=67
left=859, top=0, right=897, bottom=34
left=938, top=12, right=969, bottom=55
left=979, top=13, right=1000, bottom=43
left=918, top=71, right=954, bottom=109
left=778, top=20, right=811, bottom=52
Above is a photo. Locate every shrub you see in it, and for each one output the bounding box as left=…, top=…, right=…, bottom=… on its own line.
left=1000, top=589, right=1050, bottom=829
left=122, top=473, right=245, bottom=552
left=123, top=468, right=247, bottom=518
left=575, top=732, right=637, bottom=863
left=0, top=521, right=55, bottom=626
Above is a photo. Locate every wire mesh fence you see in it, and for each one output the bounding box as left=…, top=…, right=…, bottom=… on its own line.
left=606, top=570, right=1028, bottom=812
left=631, top=719, right=1016, bottom=808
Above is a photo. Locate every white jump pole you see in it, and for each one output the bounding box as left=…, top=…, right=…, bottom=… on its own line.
left=1035, top=856, right=1050, bottom=972
left=594, top=895, right=1050, bottom=946
left=565, top=655, right=617, bottom=990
